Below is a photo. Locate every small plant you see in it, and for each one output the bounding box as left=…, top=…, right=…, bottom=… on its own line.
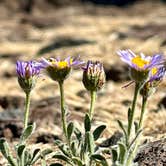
left=0, top=124, right=52, bottom=166
left=0, top=61, right=52, bottom=166
left=111, top=50, right=165, bottom=166
left=45, top=60, right=108, bottom=166
left=0, top=51, right=165, bottom=166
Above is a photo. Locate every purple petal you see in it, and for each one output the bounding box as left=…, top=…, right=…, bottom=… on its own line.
left=117, top=50, right=135, bottom=67
left=149, top=67, right=165, bottom=82
left=148, top=54, right=164, bottom=69
left=16, top=60, right=41, bottom=79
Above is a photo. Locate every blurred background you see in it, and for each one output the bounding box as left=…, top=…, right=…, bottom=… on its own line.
left=0, top=0, right=166, bottom=164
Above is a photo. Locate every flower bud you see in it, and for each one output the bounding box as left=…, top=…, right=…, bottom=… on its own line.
left=16, top=61, right=40, bottom=93
left=140, top=82, right=156, bottom=98
left=82, top=61, right=105, bottom=91
left=140, top=67, right=165, bottom=98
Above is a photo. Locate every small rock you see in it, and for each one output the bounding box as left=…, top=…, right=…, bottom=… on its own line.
left=105, top=64, right=130, bottom=82
left=158, top=96, right=166, bottom=109
left=134, top=139, right=166, bottom=166
left=0, top=121, right=23, bottom=140
left=0, top=96, right=24, bottom=110
left=36, top=133, right=60, bottom=144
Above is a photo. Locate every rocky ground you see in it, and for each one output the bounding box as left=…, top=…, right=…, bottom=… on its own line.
left=0, top=0, right=166, bottom=165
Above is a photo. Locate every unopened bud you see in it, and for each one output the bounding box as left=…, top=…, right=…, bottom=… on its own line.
left=82, top=61, right=105, bottom=91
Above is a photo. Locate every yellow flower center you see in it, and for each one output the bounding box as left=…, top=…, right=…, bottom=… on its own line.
left=48, top=58, right=73, bottom=69
left=131, top=56, right=149, bottom=68
left=57, top=61, right=68, bottom=69
left=70, top=58, right=73, bottom=64
left=151, top=67, right=158, bottom=76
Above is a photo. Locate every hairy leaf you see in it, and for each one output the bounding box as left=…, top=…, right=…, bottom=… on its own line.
left=93, top=125, right=106, bottom=141
left=118, top=143, right=127, bottom=164
left=84, top=114, right=91, bottom=132
left=111, top=148, right=118, bottom=163
left=20, top=124, right=36, bottom=142
left=53, top=154, right=72, bottom=165
left=0, top=139, right=9, bottom=159
left=67, top=122, right=74, bottom=141
left=91, top=154, right=108, bottom=166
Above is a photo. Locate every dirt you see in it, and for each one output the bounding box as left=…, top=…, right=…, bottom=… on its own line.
left=0, top=0, right=166, bottom=165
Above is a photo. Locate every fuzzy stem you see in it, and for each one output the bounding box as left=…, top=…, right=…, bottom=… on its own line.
left=24, top=92, right=31, bottom=129
left=59, top=82, right=68, bottom=140
left=127, top=82, right=140, bottom=140
left=126, top=89, right=148, bottom=166
left=89, top=91, right=97, bottom=120
left=138, top=96, right=147, bottom=129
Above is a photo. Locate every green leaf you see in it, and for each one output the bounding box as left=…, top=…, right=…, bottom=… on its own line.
left=0, top=138, right=9, bottom=158
left=67, top=122, right=74, bottom=140
left=72, top=157, right=83, bottom=166
left=54, top=140, right=62, bottom=146
left=91, top=154, right=108, bottom=166
left=128, top=108, right=132, bottom=123
left=30, top=148, right=40, bottom=164
left=85, top=132, right=95, bottom=154
left=134, top=121, right=139, bottom=134
left=32, top=148, right=40, bottom=160
left=111, top=148, right=118, bottom=163
left=41, top=149, right=53, bottom=157
left=7, top=155, right=17, bottom=166
left=74, top=128, right=82, bottom=141
left=31, top=149, right=52, bottom=164
left=23, top=150, right=32, bottom=165
left=50, top=163, right=63, bottom=166
left=17, top=144, right=30, bottom=166
left=0, top=139, right=17, bottom=166
left=118, top=143, right=127, bottom=164
left=93, top=125, right=106, bottom=141
left=57, top=144, right=71, bottom=157
left=70, top=141, right=77, bottom=156
left=117, top=120, right=127, bottom=142
left=17, top=144, right=26, bottom=159
left=84, top=114, right=91, bottom=132
left=128, top=129, right=142, bottom=151
left=20, top=124, right=36, bottom=142
left=53, top=154, right=72, bottom=165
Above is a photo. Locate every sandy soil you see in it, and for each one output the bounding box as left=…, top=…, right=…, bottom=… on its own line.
left=0, top=0, right=165, bottom=165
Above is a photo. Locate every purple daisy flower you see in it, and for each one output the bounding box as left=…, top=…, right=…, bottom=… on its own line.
left=117, top=50, right=165, bottom=83
left=40, top=56, right=84, bottom=82
left=16, top=61, right=41, bottom=93
left=117, top=50, right=164, bottom=71
left=40, top=56, right=84, bottom=69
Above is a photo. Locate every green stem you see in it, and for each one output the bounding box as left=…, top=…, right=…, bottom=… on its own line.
left=126, top=89, right=148, bottom=166
left=126, top=143, right=139, bottom=166
left=127, top=82, right=140, bottom=141
left=138, top=96, right=147, bottom=129
left=59, top=82, right=68, bottom=140
left=24, top=92, right=31, bottom=129
left=89, top=91, right=97, bottom=120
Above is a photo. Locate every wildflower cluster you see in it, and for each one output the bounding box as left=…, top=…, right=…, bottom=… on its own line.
left=114, top=50, right=165, bottom=166
left=0, top=50, right=165, bottom=166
